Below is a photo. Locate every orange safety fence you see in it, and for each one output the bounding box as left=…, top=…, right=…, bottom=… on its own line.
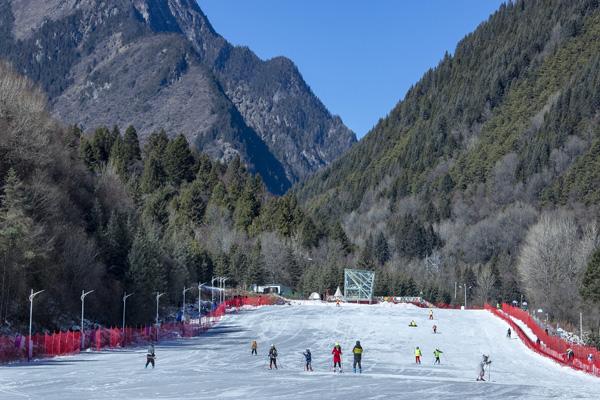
left=485, top=303, right=600, bottom=377
left=0, top=295, right=277, bottom=364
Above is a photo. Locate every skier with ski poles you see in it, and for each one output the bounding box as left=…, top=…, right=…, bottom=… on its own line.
left=433, top=348, right=443, bottom=364
left=268, top=344, right=278, bottom=369
left=332, top=342, right=343, bottom=373
left=303, top=349, right=313, bottom=371
left=352, top=340, right=363, bottom=373
left=415, top=346, right=422, bottom=364
left=477, top=354, right=492, bottom=381
left=145, top=343, right=156, bottom=369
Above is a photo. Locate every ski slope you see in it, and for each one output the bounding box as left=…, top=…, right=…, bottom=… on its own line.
left=1, top=302, right=598, bottom=399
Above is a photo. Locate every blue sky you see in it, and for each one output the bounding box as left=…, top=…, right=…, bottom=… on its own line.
left=198, top=1, right=505, bottom=138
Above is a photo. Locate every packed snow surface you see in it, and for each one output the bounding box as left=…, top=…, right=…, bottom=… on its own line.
left=1, top=302, right=599, bottom=399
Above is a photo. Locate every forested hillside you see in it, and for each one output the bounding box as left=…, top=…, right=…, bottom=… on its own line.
left=297, top=0, right=600, bottom=335
left=0, top=62, right=352, bottom=332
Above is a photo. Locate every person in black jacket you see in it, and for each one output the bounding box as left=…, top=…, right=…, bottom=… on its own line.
left=269, top=344, right=278, bottom=369
left=303, top=349, right=313, bottom=371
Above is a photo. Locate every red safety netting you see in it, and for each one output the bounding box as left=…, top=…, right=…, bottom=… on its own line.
left=485, top=303, right=600, bottom=377
left=0, top=295, right=278, bottom=364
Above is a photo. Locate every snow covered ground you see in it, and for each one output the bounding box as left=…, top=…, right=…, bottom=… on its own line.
left=1, top=302, right=599, bottom=399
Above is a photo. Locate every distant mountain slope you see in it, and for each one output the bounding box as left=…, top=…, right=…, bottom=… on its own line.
left=295, top=0, right=600, bottom=318
left=0, top=0, right=356, bottom=193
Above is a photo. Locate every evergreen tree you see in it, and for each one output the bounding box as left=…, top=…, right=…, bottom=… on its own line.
left=144, top=129, right=169, bottom=157
left=102, top=211, right=132, bottom=279
left=123, top=125, right=141, bottom=163
left=233, top=176, right=261, bottom=232
left=176, top=180, right=208, bottom=227
left=358, top=233, right=376, bottom=269
left=108, top=135, right=128, bottom=177
left=330, top=222, right=352, bottom=255
left=246, top=241, right=266, bottom=286
left=140, top=154, right=166, bottom=193
left=127, top=229, right=166, bottom=322
left=164, top=135, right=195, bottom=186
left=374, top=231, right=391, bottom=266
left=285, top=247, right=302, bottom=289
left=299, top=217, right=320, bottom=249
left=581, top=248, right=600, bottom=304
left=79, top=139, right=96, bottom=170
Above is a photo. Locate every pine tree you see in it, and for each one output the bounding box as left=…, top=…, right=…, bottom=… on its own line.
left=140, top=154, right=166, bottom=193
left=233, top=177, right=260, bottom=232
left=330, top=222, right=352, bottom=255
left=176, top=180, right=208, bottom=227
left=358, top=233, right=376, bottom=269
left=123, top=125, right=141, bottom=163
left=79, top=139, right=96, bottom=170
left=109, top=135, right=128, bottom=177
left=164, top=134, right=195, bottom=186
left=374, top=231, right=390, bottom=266
left=299, top=217, right=320, bottom=249
left=285, top=247, right=302, bottom=289
left=246, top=241, right=266, bottom=286
left=102, top=211, right=132, bottom=279
left=581, top=248, right=600, bottom=304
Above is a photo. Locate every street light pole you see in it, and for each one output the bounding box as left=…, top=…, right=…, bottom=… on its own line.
left=182, top=286, right=193, bottom=322
left=80, top=289, right=95, bottom=349
left=198, top=282, right=206, bottom=319
left=122, top=292, right=134, bottom=335
left=211, top=277, right=218, bottom=305
left=155, top=292, right=165, bottom=342
left=222, top=278, right=229, bottom=303
left=454, top=282, right=457, bottom=300
left=28, top=289, right=45, bottom=361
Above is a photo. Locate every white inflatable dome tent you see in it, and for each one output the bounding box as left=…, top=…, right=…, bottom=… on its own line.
left=308, top=292, right=321, bottom=300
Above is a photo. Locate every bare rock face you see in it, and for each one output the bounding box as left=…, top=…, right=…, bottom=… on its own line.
left=0, top=0, right=356, bottom=193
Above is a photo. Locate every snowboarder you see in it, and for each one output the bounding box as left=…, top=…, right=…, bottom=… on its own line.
left=145, top=344, right=156, bottom=369
left=269, top=344, right=278, bottom=369
left=352, top=340, right=363, bottom=373
left=432, top=324, right=437, bottom=334
left=332, top=342, right=343, bottom=373
left=433, top=348, right=443, bottom=364
left=477, top=354, right=492, bottom=381
left=409, top=320, right=417, bottom=327
left=303, top=349, right=313, bottom=371
left=251, top=340, right=258, bottom=355
left=429, top=309, right=434, bottom=320
left=415, top=346, right=422, bottom=364
left=506, top=327, right=511, bottom=338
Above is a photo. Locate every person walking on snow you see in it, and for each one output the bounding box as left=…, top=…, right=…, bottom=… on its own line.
left=477, top=354, right=492, bottom=381
left=352, top=341, right=363, bottom=373
left=432, top=324, right=438, bottom=334
left=269, top=344, right=278, bottom=369
left=507, top=328, right=511, bottom=338
left=251, top=340, right=258, bottom=355
left=145, top=344, right=156, bottom=369
left=415, top=346, right=422, bottom=364
left=332, top=342, right=343, bottom=372
left=433, top=348, right=443, bottom=364
left=303, top=349, right=313, bottom=371
left=429, top=309, right=434, bottom=320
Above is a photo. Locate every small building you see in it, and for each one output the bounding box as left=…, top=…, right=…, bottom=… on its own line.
left=251, top=284, right=293, bottom=297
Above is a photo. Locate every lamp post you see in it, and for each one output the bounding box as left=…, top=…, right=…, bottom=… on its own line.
left=182, top=286, right=193, bottom=322
left=211, top=277, right=219, bottom=305
left=454, top=282, right=457, bottom=300
left=80, top=289, right=95, bottom=349
left=155, top=292, right=165, bottom=342
left=198, top=282, right=206, bottom=319
left=459, top=284, right=472, bottom=309
left=221, top=278, right=229, bottom=303
left=122, top=292, right=134, bottom=335
left=28, top=289, right=44, bottom=361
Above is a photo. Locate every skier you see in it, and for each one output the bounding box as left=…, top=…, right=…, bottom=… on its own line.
left=352, top=340, right=363, bottom=373
left=336, top=299, right=341, bottom=307
left=332, top=342, right=343, bottom=373
left=415, top=346, right=422, bottom=364
left=477, top=354, right=492, bottom=381
left=251, top=340, right=258, bottom=355
left=303, top=349, right=313, bottom=371
left=566, top=348, right=574, bottom=362
left=506, top=328, right=511, bottom=338
left=588, top=353, right=594, bottom=364
left=429, top=309, right=434, bottom=320
left=269, top=344, right=278, bottom=369
left=433, top=348, right=443, bottom=364
left=432, top=324, right=437, bottom=334
left=145, top=344, right=156, bottom=369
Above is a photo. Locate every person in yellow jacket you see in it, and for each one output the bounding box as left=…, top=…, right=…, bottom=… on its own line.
left=433, top=348, right=443, bottom=364
left=352, top=340, right=363, bottom=373
left=415, top=346, right=422, bottom=364
left=251, top=340, right=257, bottom=355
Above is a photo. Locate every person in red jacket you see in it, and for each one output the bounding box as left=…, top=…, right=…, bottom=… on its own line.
left=332, top=342, right=343, bottom=373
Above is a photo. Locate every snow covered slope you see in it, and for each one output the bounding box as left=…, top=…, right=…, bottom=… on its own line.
left=0, top=303, right=598, bottom=399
